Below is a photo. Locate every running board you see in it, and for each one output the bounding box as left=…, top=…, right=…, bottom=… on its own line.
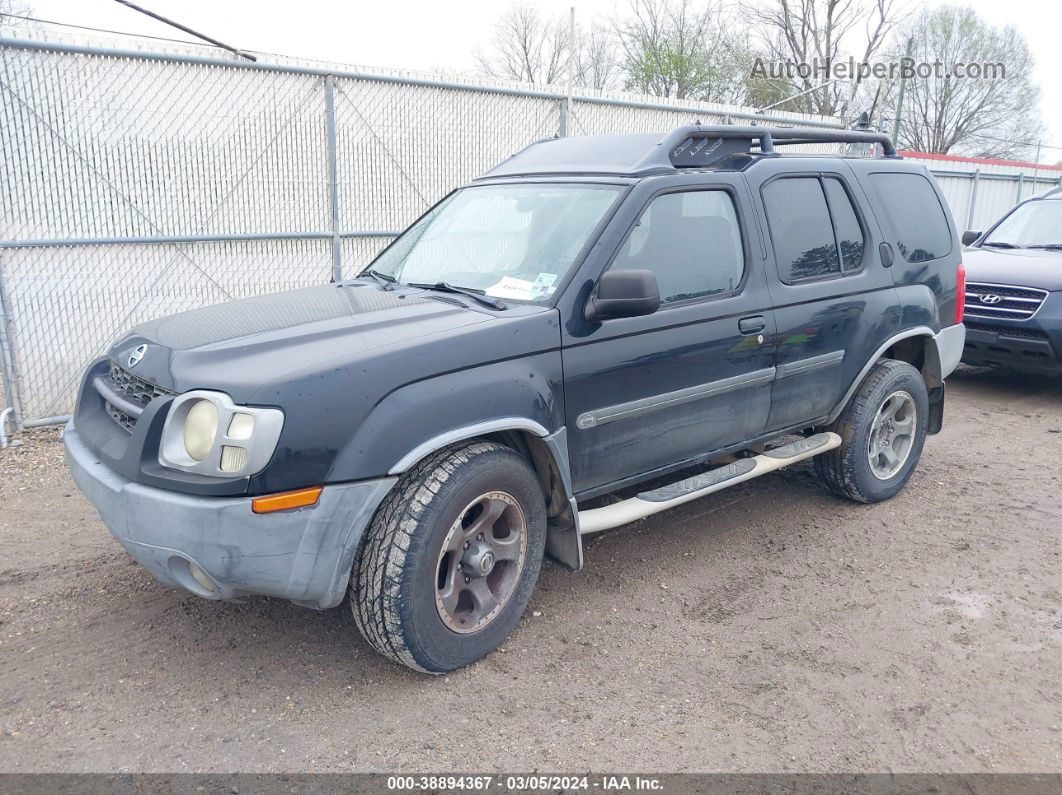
left=578, top=432, right=842, bottom=535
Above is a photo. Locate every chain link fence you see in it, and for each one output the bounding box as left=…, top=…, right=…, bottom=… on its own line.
left=0, top=34, right=840, bottom=429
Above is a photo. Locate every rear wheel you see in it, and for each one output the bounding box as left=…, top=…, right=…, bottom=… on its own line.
left=815, top=359, right=929, bottom=503
left=350, top=440, right=546, bottom=673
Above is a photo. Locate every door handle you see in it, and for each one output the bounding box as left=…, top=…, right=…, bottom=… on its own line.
left=738, top=315, right=766, bottom=335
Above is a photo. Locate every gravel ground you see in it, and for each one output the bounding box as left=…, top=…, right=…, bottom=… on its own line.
left=0, top=366, right=1059, bottom=774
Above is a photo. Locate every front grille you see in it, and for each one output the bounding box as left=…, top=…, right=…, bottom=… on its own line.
left=109, top=361, right=173, bottom=405
left=104, top=401, right=138, bottom=433
left=100, top=361, right=175, bottom=433
left=965, top=321, right=1049, bottom=340
left=965, top=282, right=1048, bottom=320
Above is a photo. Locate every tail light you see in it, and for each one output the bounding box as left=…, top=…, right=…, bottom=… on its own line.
left=954, top=262, right=966, bottom=324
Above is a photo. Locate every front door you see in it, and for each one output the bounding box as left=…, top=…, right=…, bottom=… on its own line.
left=560, top=177, right=777, bottom=497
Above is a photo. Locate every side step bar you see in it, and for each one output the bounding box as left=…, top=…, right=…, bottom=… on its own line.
left=578, top=432, right=842, bottom=535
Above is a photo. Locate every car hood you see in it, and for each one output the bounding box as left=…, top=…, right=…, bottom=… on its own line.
left=109, top=284, right=496, bottom=396
left=964, top=247, right=1062, bottom=291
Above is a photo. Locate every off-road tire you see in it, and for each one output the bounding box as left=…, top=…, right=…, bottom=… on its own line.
left=350, top=440, right=547, bottom=673
left=815, top=359, right=929, bottom=503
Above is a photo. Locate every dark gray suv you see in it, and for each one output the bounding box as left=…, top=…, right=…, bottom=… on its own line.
left=960, top=187, right=1062, bottom=374
left=65, top=125, right=966, bottom=673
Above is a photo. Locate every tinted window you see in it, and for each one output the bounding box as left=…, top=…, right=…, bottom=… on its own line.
left=869, top=173, right=952, bottom=262
left=763, top=177, right=839, bottom=282
left=612, top=190, right=744, bottom=303
left=823, top=178, right=865, bottom=270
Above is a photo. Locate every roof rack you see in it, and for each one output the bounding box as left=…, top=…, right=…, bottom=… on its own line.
left=479, top=124, right=899, bottom=180
left=637, top=124, right=898, bottom=172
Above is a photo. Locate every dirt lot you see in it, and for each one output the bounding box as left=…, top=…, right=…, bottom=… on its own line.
left=0, top=366, right=1059, bottom=774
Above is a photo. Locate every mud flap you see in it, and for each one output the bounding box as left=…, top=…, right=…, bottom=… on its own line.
left=927, top=384, right=945, bottom=435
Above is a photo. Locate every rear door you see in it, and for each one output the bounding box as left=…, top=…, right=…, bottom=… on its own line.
left=559, top=174, right=777, bottom=497
left=745, top=161, right=900, bottom=431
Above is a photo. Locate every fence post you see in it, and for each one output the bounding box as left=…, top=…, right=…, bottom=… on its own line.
left=1016, top=173, right=1025, bottom=203
left=558, top=99, right=569, bottom=138
left=966, top=169, right=981, bottom=231
left=324, top=74, right=342, bottom=283
left=0, top=254, right=23, bottom=430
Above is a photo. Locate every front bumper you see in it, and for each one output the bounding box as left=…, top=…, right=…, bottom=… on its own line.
left=962, top=322, right=1062, bottom=373
left=961, top=288, right=1062, bottom=373
left=65, top=422, right=396, bottom=609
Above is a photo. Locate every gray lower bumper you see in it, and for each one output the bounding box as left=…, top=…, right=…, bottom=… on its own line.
left=64, top=423, right=396, bottom=609
left=935, top=322, right=966, bottom=380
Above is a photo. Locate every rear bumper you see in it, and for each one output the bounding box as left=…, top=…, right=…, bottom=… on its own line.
left=64, top=422, right=396, bottom=609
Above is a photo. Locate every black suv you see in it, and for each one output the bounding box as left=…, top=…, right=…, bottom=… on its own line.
left=65, top=125, right=966, bottom=673
left=960, top=187, right=1062, bottom=374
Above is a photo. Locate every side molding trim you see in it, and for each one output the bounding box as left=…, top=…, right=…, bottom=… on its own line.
left=576, top=367, right=776, bottom=430
left=388, top=417, right=552, bottom=474
left=776, top=350, right=845, bottom=379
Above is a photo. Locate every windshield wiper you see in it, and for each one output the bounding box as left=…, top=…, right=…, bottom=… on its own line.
left=363, top=268, right=396, bottom=290
left=980, top=241, right=1022, bottom=249
left=1026, top=244, right=1062, bottom=250
left=406, top=281, right=506, bottom=310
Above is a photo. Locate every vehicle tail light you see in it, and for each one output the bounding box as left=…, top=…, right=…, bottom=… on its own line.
left=955, top=262, right=966, bottom=324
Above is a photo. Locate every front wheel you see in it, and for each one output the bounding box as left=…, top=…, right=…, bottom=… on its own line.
left=350, top=440, right=546, bottom=673
left=815, top=359, right=929, bottom=503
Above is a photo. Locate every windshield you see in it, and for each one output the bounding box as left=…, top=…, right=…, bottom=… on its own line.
left=983, top=199, right=1062, bottom=247
left=366, top=183, right=623, bottom=302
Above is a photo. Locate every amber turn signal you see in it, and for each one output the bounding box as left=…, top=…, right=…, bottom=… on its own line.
left=251, top=486, right=323, bottom=514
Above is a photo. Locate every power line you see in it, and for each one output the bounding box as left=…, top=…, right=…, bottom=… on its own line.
left=0, top=12, right=203, bottom=46
left=111, top=0, right=256, bottom=61
left=964, top=131, right=1062, bottom=152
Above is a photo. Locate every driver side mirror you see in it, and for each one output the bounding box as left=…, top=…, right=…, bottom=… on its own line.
left=962, top=230, right=981, bottom=246
left=585, top=269, right=661, bottom=322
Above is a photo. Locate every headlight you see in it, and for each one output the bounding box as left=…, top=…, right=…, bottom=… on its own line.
left=183, top=399, right=219, bottom=461
left=159, top=391, right=284, bottom=478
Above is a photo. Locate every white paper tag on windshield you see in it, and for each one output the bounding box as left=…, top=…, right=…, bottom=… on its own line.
left=530, top=272, right=559, bottom=299
left=485, top=276, right=537, bottom=300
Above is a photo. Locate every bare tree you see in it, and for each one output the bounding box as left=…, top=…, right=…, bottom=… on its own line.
left=743, top=0, right=907, bottom=117
left=475, top=5, right=620, bottom=90
left=574, top=22, right=622, bottom=91
left=892, top=6, right=1042, bottom=158
left=615, top=0, right=744, bottom=101
left=0, top=0, right=35, bottom=35
left=474, top=5, right=566, bottom=85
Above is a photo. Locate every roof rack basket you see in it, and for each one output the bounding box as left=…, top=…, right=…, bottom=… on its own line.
left=636, top=124, right=898, bottom=172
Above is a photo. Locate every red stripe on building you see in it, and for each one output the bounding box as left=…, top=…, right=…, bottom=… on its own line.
left=899, top=150, right=1062, bottom=172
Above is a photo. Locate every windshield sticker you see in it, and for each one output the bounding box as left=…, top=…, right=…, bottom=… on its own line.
left=530, top=272, right=559, bottom=299
left=485, top=276, right=538, bottom=300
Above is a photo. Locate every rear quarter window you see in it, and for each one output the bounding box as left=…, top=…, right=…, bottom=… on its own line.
left=868, top=172, right=953, bottom=263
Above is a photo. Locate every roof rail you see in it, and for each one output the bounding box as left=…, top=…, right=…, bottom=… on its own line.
left=633, top=124, right=897, bottom=172
left=478, top=124, right=900, bottom=180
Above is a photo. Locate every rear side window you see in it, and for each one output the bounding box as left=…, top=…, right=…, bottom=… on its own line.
left=868, top=172, right=952, bottom=262
left=762, top=176, right=865, bottom=282
left=611, top=189, right=745, bottom=303
left=823, top=178, right=865, bottom=270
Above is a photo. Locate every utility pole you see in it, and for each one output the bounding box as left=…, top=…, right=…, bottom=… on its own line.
left=1033, top=140, right=1042, bottom=191
left=890, top=36, right=913, bottom=148
left=563, top=6, right=575, bottom=138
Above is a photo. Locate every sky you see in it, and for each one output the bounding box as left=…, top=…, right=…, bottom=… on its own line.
left=8, top=0, right=1062, bottom=161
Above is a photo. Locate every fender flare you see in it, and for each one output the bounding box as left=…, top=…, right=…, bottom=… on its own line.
left=826, top=324, right=966, bottom=424
left=387, top=418, right=583, bottom=572
left=826, top=326, right=938, bottom=424
left=388, top=417, right=552, bottom=474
